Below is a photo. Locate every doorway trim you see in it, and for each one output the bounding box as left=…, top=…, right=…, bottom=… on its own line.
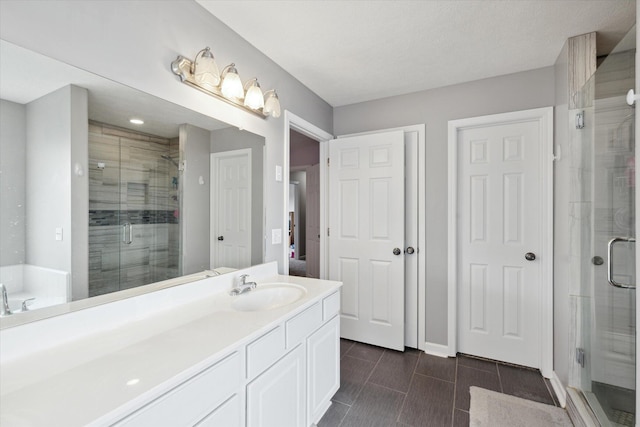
left=283, top=111, right=333, bottom=278
left=447, top=106, right=554, bottom=377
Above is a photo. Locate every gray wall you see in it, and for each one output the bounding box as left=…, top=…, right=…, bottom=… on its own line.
left=25, top=85, right=88, bottom=299
left=0, top=0, right=333, bottom=272
left=180, top=124, right=211, bottom=274
left=210, top=127, right=265, bottom=265
left=0, top=100, right=26, bottom=266
left=334, top=67, right=555, bottom=346
left=70, top=86, right=89, bottom=300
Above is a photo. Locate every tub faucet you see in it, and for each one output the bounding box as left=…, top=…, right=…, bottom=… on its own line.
left=0, top=283, right=11, bottom=316
left=229, top=274, right=257, bottom=296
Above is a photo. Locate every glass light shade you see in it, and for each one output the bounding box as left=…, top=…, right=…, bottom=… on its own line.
left=244, top=79, right=264, bottom=110
left=193, top=48, right=220, bottom=91
left=221, top=65, right=244, bottom=100
left=263, top=90, right=281, bottom=118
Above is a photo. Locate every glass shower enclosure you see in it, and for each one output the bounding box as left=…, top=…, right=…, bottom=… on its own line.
left=573, top=26, right=636, bottom=426
left=88, top=122, right=181, bottom=297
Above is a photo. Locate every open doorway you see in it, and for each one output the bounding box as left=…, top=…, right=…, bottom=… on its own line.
left=288, top=129, right=320, bottom=278
left=283, top=111, right=332, bottom=280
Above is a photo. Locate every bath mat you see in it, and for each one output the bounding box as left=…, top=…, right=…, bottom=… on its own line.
left=469, top=386, right=573, bottom=427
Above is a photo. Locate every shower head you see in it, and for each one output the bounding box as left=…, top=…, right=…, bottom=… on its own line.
left=161, top=154, right=180, bottom=168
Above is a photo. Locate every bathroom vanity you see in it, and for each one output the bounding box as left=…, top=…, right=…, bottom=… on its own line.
left=0, top=262, right=342, bottom=427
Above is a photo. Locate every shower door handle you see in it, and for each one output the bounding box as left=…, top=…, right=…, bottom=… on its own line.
left=122, top=223, right=133, bottom=245
left=607, top=237, right=636, bottom=289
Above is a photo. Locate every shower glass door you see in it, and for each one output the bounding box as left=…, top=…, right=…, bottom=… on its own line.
left=88, top=122, right=181, bottom=297
left=578, top=26, right=636, bottom=426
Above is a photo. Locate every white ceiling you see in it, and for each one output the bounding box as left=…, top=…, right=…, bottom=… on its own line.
left=198, top=0, right=636, bottom=107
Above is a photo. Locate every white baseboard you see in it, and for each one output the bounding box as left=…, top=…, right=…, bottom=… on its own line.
left=549, top=371, right=567, bottom=408
left=423, top=342, right=452, bottom=358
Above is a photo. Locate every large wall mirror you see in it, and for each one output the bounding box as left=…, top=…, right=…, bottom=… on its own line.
left=0, top=40, right=265, bottom=327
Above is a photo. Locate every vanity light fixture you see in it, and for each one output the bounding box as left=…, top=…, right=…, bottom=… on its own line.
left=243, top=78, right=264, bottom=110
left=263, top=90, right=281, bottom=118
left=192, top=47, right=220, bottom=91
left=171, top=47, right=281, bottom=119
left=220, top=64, right=244, bottom=100
left=129, top=118, right=144, bottom=125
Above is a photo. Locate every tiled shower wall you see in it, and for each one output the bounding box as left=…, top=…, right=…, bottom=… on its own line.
left=88, top=122, right=180, bottom=297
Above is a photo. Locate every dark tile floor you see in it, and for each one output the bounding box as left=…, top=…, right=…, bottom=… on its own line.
left=318, top=339, right=561, bottom=427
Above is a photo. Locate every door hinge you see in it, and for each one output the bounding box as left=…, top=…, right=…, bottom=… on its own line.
left=327, top=157, right=330, bottom=167
left=576, top=348, right=585, bottom=368
left=575, top=111, right=585, bottom=129
left=327, top=228, right=330, bottom=237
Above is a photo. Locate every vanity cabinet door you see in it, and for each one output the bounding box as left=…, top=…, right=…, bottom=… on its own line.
left=246, top=344, right=306, bottom=427
left=307, top=315, right=340, bottom=425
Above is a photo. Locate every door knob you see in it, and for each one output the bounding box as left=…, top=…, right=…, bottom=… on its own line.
left=393, top=248, right=402, bottom=256
left=525, top=252, right=536, bottom=261
left=217, top=236, right=224, bottom=241
left=405, top=247, right=415, bottom=254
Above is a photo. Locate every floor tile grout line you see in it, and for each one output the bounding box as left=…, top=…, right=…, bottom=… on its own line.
left=363, top=349, right=385, bottom=384
left=457, top=362, right=502, bottom=375
left=336, top=403, right=350, bottom=427
left=451, top=355, right=459, bottom=427
left=394, top=350, right=421, bottom=423
left=342, top=354, right=381, bottom=364
left=339, top=346, right=386, bottom=424
left=364, top=381, right=408, bottom=396
left=413, top=371, right=456, bottom=384
left=395, top=353, right=420, bottom=427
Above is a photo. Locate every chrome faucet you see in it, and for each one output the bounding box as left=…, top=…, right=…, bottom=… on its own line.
left=0, top=283, right=11, bottom=316
left=203, top=269, right=221, bottom=278
left=21, top=297, right=36, bottom=312
left=229, top=274, right=257, bottom=296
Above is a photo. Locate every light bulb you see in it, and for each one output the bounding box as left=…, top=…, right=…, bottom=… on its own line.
left=244, top=79, right=264, bottom=110
left=220, top=64, right=244, bottom=100
left=263, top=90, right=281, bottom=118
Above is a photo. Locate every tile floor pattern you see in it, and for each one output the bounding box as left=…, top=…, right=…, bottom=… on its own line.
left=318, top=339, right=561, bottom=427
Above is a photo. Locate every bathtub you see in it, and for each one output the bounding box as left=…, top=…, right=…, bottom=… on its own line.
left=0, top=264, right=70, bottom=311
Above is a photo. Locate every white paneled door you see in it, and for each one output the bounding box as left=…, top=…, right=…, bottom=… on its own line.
left=457, top=120, right=543, bottom=368
left=210, top=149, right=251, bottom=269
left=329, top=131, right=405, bottom=351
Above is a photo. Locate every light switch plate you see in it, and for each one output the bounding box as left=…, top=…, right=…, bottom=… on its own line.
left=272, top=228, right=282, bottom=244
left=275, top=165, right=283, bottom=182
left=55, top=227, right=63, bottom=241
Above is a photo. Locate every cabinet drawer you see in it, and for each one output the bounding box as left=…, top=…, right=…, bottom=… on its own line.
left=196, top=395, right=241, bottom=427
left=322, top=291, right=340, bottom=320
left=246, top=326, right=285, bottom=379
left=114, top=352, right=240, bottom=427
left=286, top=302, right=322, bottom=348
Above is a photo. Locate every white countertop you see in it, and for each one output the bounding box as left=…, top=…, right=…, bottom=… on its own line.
left=0, top=270, right=341, bottom=427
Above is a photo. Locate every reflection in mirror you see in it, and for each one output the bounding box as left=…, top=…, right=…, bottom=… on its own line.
left=0, top=40, right=265, bottom=325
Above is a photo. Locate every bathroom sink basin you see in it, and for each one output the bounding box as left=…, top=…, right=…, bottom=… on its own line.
left=231, top=283, right=306, bottom=312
